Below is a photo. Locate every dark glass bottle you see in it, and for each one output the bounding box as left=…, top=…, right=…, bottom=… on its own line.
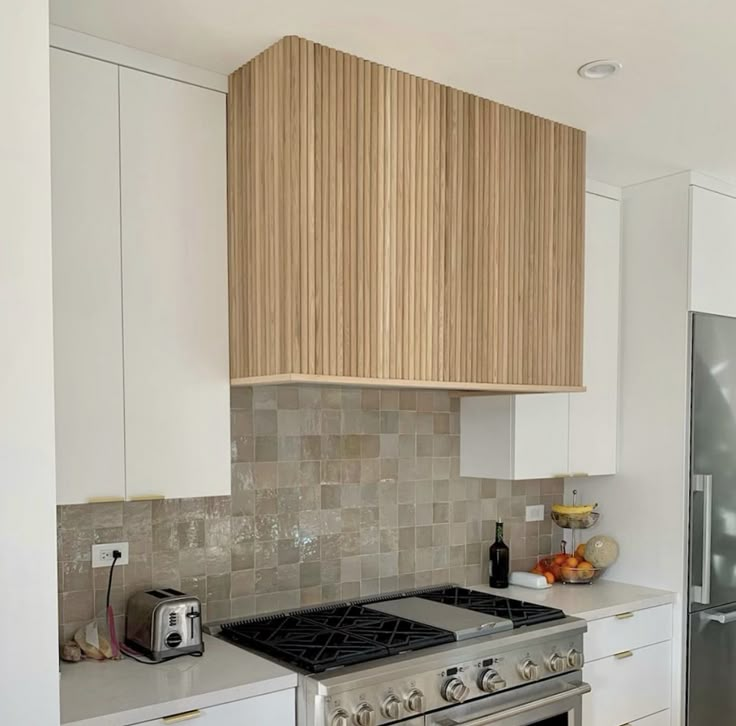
left=489, top=521, right=510, bottom=588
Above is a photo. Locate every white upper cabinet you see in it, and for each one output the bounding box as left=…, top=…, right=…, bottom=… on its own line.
left=51, top=50, right=229, bottom=503
left=690, top=186, right=736, bottom=317
left=50, top=49, right=126, bottom=504
left=461, top=189, right=621, bottom=480
left=568, top=192, right=621, bottom=476
left=119, top=68, right=230, bottom=500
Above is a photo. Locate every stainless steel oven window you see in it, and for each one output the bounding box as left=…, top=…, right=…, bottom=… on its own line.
left=424, top=676, right=590, bottom=726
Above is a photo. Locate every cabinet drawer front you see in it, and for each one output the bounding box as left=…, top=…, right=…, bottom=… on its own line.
left=134, top=689, right=295, bottom=725
left=582, top=641, right=671, bottom=726
left=631, top=710, right=670, bottom=726
left=585, top=604, right=672, bottom=662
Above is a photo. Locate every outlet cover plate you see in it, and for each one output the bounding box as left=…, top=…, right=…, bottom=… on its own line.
left=525, top=504, right=545, bottom=522
left=92, top=542, right=129, bottom=568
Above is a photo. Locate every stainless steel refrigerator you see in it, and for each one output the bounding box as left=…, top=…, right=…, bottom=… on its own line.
left=688, top=312, right=736, bottom=724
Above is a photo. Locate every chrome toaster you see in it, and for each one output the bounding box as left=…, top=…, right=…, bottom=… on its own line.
left=125, top=588, right=203, bottom=661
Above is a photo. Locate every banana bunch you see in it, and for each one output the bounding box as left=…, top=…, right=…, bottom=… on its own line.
left=551, top=503, right=598, bottom=516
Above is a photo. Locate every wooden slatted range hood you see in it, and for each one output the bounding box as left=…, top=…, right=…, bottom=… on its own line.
left=227, top=36, right=585, bottom=392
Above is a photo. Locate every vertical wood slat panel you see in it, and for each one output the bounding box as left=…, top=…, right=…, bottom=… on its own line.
left=228, top=35, right=585, bottom=388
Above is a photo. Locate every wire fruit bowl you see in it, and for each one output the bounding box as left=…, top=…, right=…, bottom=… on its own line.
left=550, top=510, right=600, bottom=529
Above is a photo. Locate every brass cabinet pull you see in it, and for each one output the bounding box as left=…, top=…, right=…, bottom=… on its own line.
left=615, top=612, right=635, bottom=620
left=87, top=496, right=125, bottom=503
left=614, top=650, right=634, bottom=659
left=162, top=710, right=201, bottom=724
left=128, top=494, right=165, bottom=501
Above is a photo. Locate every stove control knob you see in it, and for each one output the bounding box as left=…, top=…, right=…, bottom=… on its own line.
left=405, top=688, right=426, bottom=713
left=547, top=652, right=567, bottom=673
left=518, top=659, right=540, bottom=681
left=353, top=703, right=375, bottom=726
left=479, top=668, right=507, bottom=693
left=330, top=708, right=350, bottom=726
left=442, top=677, right=470, bottom=703
left=381, top=695, right=402, bottom=720
left=567, top=648, right=584, bottom=669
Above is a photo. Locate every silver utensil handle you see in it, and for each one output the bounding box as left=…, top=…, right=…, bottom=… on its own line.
left=692, top=474, right=713, bottom=604
left=434, top=683, right=591, bottom=726
left=704, top=610, right=736, bottom=624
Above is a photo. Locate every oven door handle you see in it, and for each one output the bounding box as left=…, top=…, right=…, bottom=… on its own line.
left=435, top=683, right=591, bottom=726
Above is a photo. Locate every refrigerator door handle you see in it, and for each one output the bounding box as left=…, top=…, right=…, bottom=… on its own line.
left=704, top=610, right=736, bottom=625
left=692, top=474, right=713, bottom=605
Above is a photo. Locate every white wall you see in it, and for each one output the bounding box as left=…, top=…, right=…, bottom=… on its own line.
left=566, top=173, right=692, bottom=726
left=0, top=2, right=60, bottom=724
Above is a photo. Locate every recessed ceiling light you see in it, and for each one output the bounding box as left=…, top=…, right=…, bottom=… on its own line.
left=577, top=59, right=622, bottom=80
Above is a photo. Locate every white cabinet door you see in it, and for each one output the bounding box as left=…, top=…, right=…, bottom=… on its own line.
left=690, top=186, right=736, bottom=317
left=119, top=68, right=230, bottom=499
left=583, top=641, right=671, bottom=726
left=568, top=193, right=620, bottom=476
left=50, top=49, right=126, bottom=504
left=135, top=689, right=295, bottom=725
left=513, top=394, right=570, bottom=479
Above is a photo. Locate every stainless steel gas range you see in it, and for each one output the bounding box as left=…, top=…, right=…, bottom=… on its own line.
left=209, top=586, right=589, bottom=726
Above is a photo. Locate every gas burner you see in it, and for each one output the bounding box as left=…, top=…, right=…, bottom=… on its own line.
left=220, top=604, right=454, bottom=673
left=418, top=586, right=566, bottom=627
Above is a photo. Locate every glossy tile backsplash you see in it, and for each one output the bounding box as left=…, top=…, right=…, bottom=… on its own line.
left=56, top=385, right=561, bottom=641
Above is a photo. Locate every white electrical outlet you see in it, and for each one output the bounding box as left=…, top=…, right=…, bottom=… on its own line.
left=92, top=542, right=129, bottom=568
left=525, top=504, right=545, bottom=522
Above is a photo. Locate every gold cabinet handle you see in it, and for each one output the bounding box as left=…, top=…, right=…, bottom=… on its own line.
left=87, top=496, right=125, bottom=503
left=569, top=472, right=590, bottom=478
left=128, top=494, right=165, bottom=501
left=615, top=612, right=634, bottom=620
left=162, top=710, right=201, bottom=724
left=614, top=650, right=633, bottom=659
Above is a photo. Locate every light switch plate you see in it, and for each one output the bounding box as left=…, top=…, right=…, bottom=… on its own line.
left=525, top=504, right=545, bottom=522
left=92, top=542, right=129, bottom=568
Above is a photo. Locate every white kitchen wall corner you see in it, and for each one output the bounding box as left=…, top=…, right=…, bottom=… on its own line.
left=50, top=36, right=230, bottom=504
left=460, top=183, right=622, bottom=480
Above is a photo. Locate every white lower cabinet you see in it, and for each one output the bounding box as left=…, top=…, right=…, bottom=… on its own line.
left=582, top=604, right=673, bottom=726
left=631, top=711, right=671, bottom=726
left=134, top=689, right=295, bottom=725
left=584, top=641, right=671, bottom=726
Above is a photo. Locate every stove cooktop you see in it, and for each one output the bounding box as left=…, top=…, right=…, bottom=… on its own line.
left=218, top=586, right=565, bottom=673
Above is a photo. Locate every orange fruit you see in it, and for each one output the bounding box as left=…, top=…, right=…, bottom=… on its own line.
left=578, top=561, right=593, bottom=571
left=544, top=571, right=555, bottom=584
left=553, top=553, right=567, bottom=566
left=531, top=565, right=544, bottom=575
left=549, top=563, right=562, bottom=579
left=565, top=557, right=580, bottom=568
left=575, top=543, right=587, bottom=560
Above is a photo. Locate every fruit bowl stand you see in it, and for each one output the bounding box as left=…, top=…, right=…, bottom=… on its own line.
left=550, top=489, right=602, bottom=585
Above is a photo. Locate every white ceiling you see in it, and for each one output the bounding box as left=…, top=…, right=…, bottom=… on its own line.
left=50, top=0, right=736, bottom=187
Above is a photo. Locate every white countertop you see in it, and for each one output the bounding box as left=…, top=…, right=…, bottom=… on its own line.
left=472, top=579, right=676, bottom=621
left=60, top=635, right=297, bottom=726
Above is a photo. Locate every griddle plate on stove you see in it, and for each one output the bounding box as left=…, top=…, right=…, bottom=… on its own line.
left=418, top=586, right=566, bottom=627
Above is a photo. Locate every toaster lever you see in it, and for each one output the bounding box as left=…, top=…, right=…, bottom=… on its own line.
left=186, top=607, right=200, bottom=640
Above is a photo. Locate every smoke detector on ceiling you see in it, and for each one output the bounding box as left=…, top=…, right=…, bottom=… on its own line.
left=577, top=59, right=622, bottom=80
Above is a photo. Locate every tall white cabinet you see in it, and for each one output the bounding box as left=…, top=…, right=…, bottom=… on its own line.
left=460, top=185, right=621, bottom=480
left=50, top=49, right=230, bottom=504
left=119, top=69, right=230, bottom=500
left=51, top=50, right=126, bottom=504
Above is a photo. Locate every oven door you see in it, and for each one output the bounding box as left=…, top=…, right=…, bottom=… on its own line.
left=424, top=677, right=590, bottom=726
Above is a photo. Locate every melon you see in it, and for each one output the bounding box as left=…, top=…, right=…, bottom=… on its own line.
left=584, top=535, right=619, bottom=568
